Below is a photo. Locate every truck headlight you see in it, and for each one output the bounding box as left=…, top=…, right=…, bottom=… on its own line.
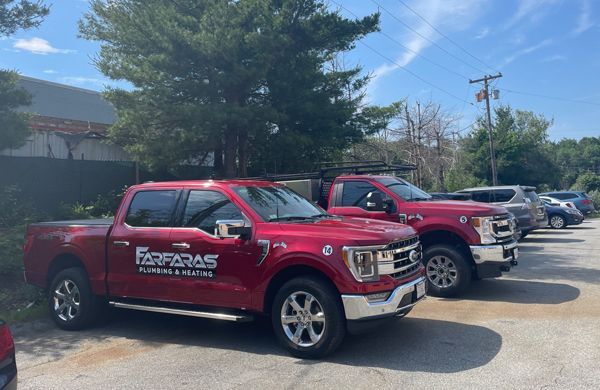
left=342, top=247, right=379, bottom=282
left=471, top=216, right=496, bottom=244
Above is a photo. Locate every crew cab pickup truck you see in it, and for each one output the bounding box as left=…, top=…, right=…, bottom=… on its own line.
left=279, top=163, right=519, bottom=297
left=23, top=180, right=426, bottom=358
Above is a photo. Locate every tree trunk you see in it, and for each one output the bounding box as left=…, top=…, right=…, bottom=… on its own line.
left=224, top=127, right=237, bottom=178
left=238, top=128, right=248, bottom=177
left=214, top=132, right=224, bottom=178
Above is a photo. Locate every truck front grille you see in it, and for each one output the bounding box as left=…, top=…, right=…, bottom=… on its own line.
left=491, top=214, right=516, bottom=240
left=377, top=236, right=422, bottom=279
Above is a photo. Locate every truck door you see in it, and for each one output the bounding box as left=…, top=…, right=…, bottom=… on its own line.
left=328, top=180, right=400, bottom=223
left=107, top=188, right=181, bottom=300
left=167, top=189, right=262, bottom=308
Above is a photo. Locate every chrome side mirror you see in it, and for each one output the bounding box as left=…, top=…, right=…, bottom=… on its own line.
left=215, top=220, right=251, bottom=239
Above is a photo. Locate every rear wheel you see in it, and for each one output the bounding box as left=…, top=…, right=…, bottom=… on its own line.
left=271, top=277, right=345, bottom=359
left=549, top=215, right=566, bottom=229
left=423, top=245, right=471, bottom=297
left=48, top=267, right=100, bottom=330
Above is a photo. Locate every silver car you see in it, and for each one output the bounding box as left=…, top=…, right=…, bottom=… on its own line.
left=458, top=185, right=548, bottom=238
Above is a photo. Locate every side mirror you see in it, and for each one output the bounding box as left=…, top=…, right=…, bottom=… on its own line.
left=383, top=198, right=395, bottom=214
left=215, top=220, right=251, bottom=239
left=366, top=191, right=384, bottom=212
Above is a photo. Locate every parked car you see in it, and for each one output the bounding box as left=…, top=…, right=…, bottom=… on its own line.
left=458, top=185, right=548, bottom=238
left=429, top=192, right=472, bottom=201
left=540, top=191, right=596, bottom=215
left=0, top=319, right=17, bottom=390
left=542, top=200, right=584, bottom=229
left=23, top=180, right=426, bottom=358
left=539, top=195, right=576, bottom=210
left=279, top=162, right=519, bottom=298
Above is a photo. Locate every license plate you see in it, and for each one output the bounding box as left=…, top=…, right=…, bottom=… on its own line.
left=513, top=247, right=519, bottom=259
left=416, top=281, right=426, bottom=298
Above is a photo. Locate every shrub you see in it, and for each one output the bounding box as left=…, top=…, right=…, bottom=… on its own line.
left=588, top=190, right=600, bottom=210
left=0, top=185, right=39, bottom=228
left=0, top=225, right=27, bottom=275
left=571, top=172, right=600, bottom=192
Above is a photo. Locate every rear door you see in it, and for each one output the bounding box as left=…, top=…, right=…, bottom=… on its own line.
left=107, top=188, right=181, bottom=300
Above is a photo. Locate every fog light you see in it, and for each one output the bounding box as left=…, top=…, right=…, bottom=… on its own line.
left=366, top=291, right=390, bottom=303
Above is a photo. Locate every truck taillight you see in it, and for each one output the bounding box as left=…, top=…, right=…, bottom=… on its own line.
left=23, top=232, right=34, bottom=255
left=0, top=323, right=15, bottom=362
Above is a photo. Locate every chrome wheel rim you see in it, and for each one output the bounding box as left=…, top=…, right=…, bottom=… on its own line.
left=426, top=255, right=458, bottom=288
left=280, top=291, right=325, bottom=347
left=550, top=216, right=564, bottom=229
left=53, top=279, right=81, bottom=321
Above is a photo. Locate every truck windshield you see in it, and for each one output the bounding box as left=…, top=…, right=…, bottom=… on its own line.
left=233, top=185, right=328, bottom=222
left=376, top=177, right=432, bottom=201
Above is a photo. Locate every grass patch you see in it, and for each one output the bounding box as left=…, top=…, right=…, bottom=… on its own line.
left=0, top=302, right=46, bottom=323
left=0, top=272, right=46, bottom=324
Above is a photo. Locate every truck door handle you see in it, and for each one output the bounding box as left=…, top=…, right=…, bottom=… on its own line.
left=171, top=242, right=190, bottom=249
left=113, top=241, right=130, bottom=247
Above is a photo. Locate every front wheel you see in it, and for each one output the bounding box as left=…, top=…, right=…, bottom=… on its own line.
left=549, top=215, right=567, bottom=229
left=423, top=245, right=472, bottom=297
left=271, top=277, right=346, bottom=359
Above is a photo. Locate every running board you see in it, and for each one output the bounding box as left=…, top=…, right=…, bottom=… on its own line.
left=108, top=301, right=253, bottom=322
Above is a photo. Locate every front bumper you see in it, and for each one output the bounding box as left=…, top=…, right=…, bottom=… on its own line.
left=341, top=276, right=426, bottom=321
left=566, top=213, right=584, bottom=225
left=470, top=240, right=519, bottom=278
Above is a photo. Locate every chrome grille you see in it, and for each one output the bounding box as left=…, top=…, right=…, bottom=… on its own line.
left=490, top=214, right=515, bottom=240
left=378, top=236, right=422, bottom=279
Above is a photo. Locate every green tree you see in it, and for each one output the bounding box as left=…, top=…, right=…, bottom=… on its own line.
left=0, top=1, right=49, bottom=151
left=80, top=0, right=379, bottom=177
left=572, top=172, right=600, bottom=192
left=461, top=106, right=558, bottom=188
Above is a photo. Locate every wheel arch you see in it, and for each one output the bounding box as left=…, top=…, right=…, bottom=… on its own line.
left=263, top=264, right=340, bottom=314
left=419, top=229, right=474, bottom=267
left=47, top=253, right=89, bottom=288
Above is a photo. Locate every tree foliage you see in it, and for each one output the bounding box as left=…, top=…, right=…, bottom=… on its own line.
left=80, top=0, right=380, bottom=177
left=0, top=0, right=49, bottom=37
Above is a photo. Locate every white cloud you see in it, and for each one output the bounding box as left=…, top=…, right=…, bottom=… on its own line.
left=541, top=54, right=567, bottom=62
left=503, top=0, right=561, bottom=30
left=372, top=0, right=489, bottom=81
left=502, top=39, right=553, bottom=66
left=59, top=76, right=106, bottom=88
left=572, top=0, right=593, bottom=35
left=13, top=37, right=75, bottom=55
left=475, top=27, right=490, bottom=39
left=43, top=69, right=58, bottom=74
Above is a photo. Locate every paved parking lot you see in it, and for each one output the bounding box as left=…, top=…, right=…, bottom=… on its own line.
left=12, top=219, right=600, bottom=389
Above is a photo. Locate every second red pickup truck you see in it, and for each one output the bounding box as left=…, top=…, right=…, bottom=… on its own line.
left=23, top=180, right=426, bottom=358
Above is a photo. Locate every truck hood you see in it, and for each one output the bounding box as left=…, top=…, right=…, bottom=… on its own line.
left=415, top=200, right=508, bottom=216
left=276, top=216, right=416, bottom=246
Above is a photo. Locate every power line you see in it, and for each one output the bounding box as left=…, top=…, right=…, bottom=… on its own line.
left=370, top=0, right=488, bottom=75
left=500, top=88, right=600, bottom=107
left=394, top=0, right=500, bottom=74
left=358, top=39, right=473, bottom=105
left=330, top=0, right=469, bottom=81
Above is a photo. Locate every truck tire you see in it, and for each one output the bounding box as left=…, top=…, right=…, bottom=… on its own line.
left=271, top=276, right=346, bottom=359
left=423, top=245, right=471, bottom=298
left=48, top=267, right=100, bottom=330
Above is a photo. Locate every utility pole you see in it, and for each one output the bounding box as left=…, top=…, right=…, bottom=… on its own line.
left=470, top=73, right=502, bottom=186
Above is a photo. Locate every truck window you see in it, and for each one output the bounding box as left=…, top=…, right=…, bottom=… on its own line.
left=492, top=189, right=516, bottom=203
left=341, top=181, right=382, bottom=209
left=470, top=191, right=491, bottom=203
left=182, top=191, right=243, bottom=234
left=125, top=190, right=177, bottom=227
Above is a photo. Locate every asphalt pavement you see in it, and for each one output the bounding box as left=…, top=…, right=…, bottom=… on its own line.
left=12, top=219, right=600, bottom=389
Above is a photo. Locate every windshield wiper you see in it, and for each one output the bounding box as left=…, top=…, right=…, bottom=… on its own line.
left=310, top=214, right=335, bottom=219
left=268, top=216, right=314, bottom=222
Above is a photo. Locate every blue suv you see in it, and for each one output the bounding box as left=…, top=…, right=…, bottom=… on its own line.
left=540, top=191, right=596, bottom=215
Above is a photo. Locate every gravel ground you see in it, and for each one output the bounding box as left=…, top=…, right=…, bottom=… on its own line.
left=11, top=219, right=600, bottom=389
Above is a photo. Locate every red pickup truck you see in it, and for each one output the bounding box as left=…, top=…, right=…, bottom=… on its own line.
left=279, top=162, right=519, bottom=297
left=23, top=180, right=426, bottom=358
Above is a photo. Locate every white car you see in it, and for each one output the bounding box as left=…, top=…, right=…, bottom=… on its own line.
left=540, top=196, right=577, bottom=210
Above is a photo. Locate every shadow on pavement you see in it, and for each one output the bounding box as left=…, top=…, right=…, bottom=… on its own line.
left=14, top=310, right=501, bottom=374
left=522, top=237, right=584, bottom=244
left=454, top=279, right=580, bottom=304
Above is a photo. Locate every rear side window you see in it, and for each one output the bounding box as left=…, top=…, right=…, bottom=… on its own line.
left=470, top=191, right=491, bottom=203
left=492, top=189, right=516, bottom=203
left=524, top=190, right=540, bottom=202
left=125, top=190, right=177, bottom=227
left=182, top=190, right=243, bottom=234
left=551, top=193, right=571, bottom=200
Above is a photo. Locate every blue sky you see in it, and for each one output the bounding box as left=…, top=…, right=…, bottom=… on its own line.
left=1, top=0, right=599, bottom=140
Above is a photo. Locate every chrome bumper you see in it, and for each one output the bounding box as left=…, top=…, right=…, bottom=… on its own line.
left=341, top=276, right=426, bottom=320
left=470, top=239, right=519, bottom=264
